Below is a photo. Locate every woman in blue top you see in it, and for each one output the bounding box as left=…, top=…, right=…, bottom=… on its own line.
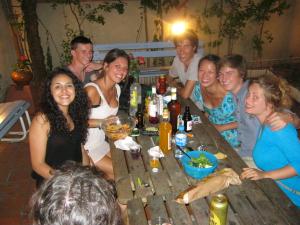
left=241, top=75, right=300, bottom=207
left=193, top=54, right=239, bottom=147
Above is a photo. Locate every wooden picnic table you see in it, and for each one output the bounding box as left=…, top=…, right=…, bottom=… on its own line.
left=110, top=97, right=300, bottom=225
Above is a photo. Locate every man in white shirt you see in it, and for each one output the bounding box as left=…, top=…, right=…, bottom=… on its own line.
left=169, top=30, right=201, bottom=99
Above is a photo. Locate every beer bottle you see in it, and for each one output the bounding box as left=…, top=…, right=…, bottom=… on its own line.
left=136, top=104, right=144, bottom=129
left=183, top=106, right=192, bottom=132
left=167, top=87, right=181, bottom=134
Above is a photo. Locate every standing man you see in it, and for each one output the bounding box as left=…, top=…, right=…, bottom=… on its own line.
left=67, top=36, right=103, bottom=84
left=218, top=54, right=300, bottom=165
left=169, top=29, right=202, bottom=99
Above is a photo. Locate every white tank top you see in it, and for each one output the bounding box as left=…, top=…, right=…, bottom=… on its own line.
left=84, top=82, right=121, bottom=162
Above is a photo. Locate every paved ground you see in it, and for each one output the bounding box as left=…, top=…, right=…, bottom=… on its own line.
left=0, top=138, right=35, bottom=225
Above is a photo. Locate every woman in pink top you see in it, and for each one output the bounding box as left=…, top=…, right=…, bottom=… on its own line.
left=84, top=48, right=130, bottom=180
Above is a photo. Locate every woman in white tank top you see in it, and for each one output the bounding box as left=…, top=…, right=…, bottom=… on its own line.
left=84, top=49, right=130, bottom=180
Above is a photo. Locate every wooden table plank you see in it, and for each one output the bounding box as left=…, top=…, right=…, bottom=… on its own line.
left=132, top=172, right=153, bottom=200
left=147, top=195, right=170, bottom=224
left=150, top=170, right=172, bottom=196
left=189, top=197, right=210, bottom=225
left=127, top=198, right=148, bottom=225
left=165, top=194, right=195, bottom=225
left=160, top=153, right=190, bottom=194
left=110, top=143, right=129, bottom=181
left=115, top=176, right=133, bottom=205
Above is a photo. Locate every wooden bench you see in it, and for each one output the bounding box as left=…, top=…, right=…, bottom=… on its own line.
left=93, top=41, right=204, bottom=84
left=0, top=100, right=31, bottom=142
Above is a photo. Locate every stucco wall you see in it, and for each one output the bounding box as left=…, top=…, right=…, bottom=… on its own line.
left=36, top=0, right=300, bottom=68
left=0, top=2, right=16, bottom=102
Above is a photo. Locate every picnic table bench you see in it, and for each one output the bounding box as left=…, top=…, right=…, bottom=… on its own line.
left=93, top=41, right=204, bottom=84
left=110, top=97, right=300, bottom=225
left=0, top=100, right=31, bottom=142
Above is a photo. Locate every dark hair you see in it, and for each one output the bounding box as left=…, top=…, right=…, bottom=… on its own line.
left=249, top=75, right=292, bottom=111
left=103, top=48, right=130, bottom=65
left=99, top=48, right=130, bottom=78
left=40, top=67, right=89, bottom=144
left=198, top=54, right=221, bottom=71
left=218, top=54, right=247, bottom=80
left=30, top=162, right=122, bottom=225
left=173, top=29, right=199, bottom=53
left=71, top=36, right=93, bottom=50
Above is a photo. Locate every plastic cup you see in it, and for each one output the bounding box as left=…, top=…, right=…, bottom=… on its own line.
left=150, top=156, right=159, bottom=172
left=130, top=146, right=141, bottom=159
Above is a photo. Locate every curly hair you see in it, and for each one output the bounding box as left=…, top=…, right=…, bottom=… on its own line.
left=249, top=75, right=292, bottom=111
left=30, top=162, right=122, bottom=225
left=40, top=68, right=89, bottom=144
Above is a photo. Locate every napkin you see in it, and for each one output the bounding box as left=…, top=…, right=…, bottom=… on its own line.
left=176, top=168, right=241, bottom=204
left=114, top=136, right=140, bottom=151
left=148, top=146, right=164, bottom=158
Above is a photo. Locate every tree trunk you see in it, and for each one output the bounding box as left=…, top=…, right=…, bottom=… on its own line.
left=21, top=0, right=46, bottom=84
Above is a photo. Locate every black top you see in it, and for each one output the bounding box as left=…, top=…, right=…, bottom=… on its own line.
left=31, top=125, right=82, bottom=186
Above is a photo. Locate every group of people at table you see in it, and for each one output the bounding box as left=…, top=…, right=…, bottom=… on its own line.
left=28, top=30, right=300, bottom=225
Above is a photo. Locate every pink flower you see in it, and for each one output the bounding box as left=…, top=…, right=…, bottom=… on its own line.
left=138, top=56, right=145, bottom=65
left=19, top=55, right=28, bottom=62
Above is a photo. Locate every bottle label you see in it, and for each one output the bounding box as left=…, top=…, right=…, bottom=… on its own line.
left=186, top=121, right=193, bottom=131
left=149, top=104, right=157, bottom=117
left=167, top=132, right=171, bottom=150
left=175, top=133, right=187, bottom=147
left=177, top=114, right=183, bottom=129
left=130, top=90, right=137, bottom=107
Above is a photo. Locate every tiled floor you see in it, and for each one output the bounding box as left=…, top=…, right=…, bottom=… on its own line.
left=0, top=139, right=35, bottom=225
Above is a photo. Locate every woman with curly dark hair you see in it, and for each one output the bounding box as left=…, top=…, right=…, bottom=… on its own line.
left=29, top=68, right=90, bottom=187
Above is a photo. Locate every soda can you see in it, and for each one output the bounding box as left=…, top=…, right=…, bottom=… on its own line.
left=209, top=194, right=228, bottom=225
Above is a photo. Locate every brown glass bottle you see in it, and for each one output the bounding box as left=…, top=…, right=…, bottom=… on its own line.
left=167, top=87, right=181, bottom=134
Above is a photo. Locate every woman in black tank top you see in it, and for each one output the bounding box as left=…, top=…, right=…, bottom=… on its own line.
left=29, top=68, right=90, bottom=187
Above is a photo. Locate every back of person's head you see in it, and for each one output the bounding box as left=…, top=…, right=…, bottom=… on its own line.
left=198, top=54, right=221, bottom=70
left=249, top=75, right=292, bottom=111
left=71, top=36, right=93, bottom=50
left=30, top=162, right=122, bottom=225
left=218, top=54, right=247, bottom=80
left=173, top=29, right=199, bottom=52
left=103, top=48, right=130, bottom=65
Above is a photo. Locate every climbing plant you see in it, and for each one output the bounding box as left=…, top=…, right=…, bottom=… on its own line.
left=50, top=0, right=125, bottom=65
left=196, top=0, right=290, bottom=57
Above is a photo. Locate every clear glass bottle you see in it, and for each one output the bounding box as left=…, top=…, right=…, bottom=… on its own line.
left=167, top=87, right=181, bottom=134
left=174, top=124, right=187, bottom=158
left=183, top=106, right=193, bottom=132
left=149, top=86, right=159, bottom=124
left=129, top=72, right=141, bottom=116
left=159, top=108, right=172, bottom=154
left=144, top=90, right=152, bottom=118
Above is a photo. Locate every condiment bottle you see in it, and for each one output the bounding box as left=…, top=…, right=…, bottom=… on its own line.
left=159, top=108, right=172, bottom=154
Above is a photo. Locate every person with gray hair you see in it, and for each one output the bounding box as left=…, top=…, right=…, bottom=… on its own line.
left=30, top=162, right=123, bottom=225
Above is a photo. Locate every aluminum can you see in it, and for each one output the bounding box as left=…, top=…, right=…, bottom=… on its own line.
left=209, top=194, right=228, bottom=225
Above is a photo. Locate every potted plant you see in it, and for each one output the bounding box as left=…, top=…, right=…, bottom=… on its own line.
left=11, top=55, right=33, bottom=88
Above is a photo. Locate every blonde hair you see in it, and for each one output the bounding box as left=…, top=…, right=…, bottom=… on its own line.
left=249, top=75, right=292, bottom=111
